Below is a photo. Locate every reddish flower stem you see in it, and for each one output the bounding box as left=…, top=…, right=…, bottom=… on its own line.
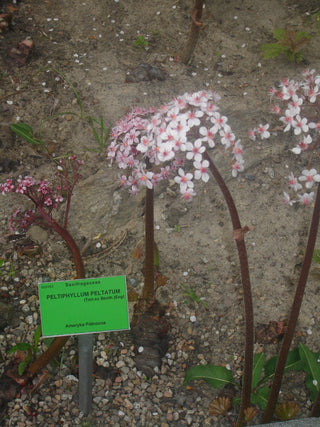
left=181, top=0, right=204, bottom=64
left=262, top=182, right=320, bottom=424
left=311, top=387, right=320, bottom=417
left=142, top=187, right=155, bottom=303
left=203, top=151, right=253, bottom=427
left=26, top=207, right=85, bottom=379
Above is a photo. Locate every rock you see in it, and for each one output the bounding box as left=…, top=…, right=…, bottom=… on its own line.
left=27, top=225, right=48, bottom=243
left=166, top=205, right=187, bottom=227
left=126, top=63, right=167, bottom=83
left=132, top=302, right=169, bottom=377
left=0, top=301, right=17, bottom=331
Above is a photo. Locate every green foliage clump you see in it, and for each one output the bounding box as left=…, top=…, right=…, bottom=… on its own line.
left=184, top=344, right=320, bottom=421
left=261, top=28, right=312, bottom=63
left=134, top=35, right=148, bottom=48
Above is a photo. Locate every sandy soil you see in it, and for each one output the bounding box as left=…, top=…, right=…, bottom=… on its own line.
left=1, top=0, right=320, bottom=425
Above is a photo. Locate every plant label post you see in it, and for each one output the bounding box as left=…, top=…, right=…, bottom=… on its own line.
left=78, top=334, right=94, bottom=415
left=38, top=276, right=130, bottom=415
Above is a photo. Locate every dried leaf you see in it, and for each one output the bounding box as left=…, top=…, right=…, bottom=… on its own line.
left=275, top=401, right=299, bottom=421
left=208, top=396, right=231, bottom=416
left=244, top=406, right=258, bottom=422
left=155, top=273, right=169, bottom=289
left=127, top=290, right=139, bottom=302
left=255, top=320, right=286, bottom=344
left=6, top=6, right=17, bottom=12
left=132, top=239, right=144, bottom=260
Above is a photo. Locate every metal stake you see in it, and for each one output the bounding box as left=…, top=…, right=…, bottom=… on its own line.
left=78, top=334, right=94, bottom=415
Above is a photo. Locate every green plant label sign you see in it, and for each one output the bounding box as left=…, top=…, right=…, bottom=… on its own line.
left=38, top=276, right=129, bottom=337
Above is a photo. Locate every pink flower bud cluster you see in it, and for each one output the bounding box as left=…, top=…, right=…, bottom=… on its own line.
left=1, top=176, right=64, bottom=231
left=249, top=69, right=320, bottom=205
left=0, top=155, right=83, bottom=231
left=1, top=176, right=63, bottom=205
left=108, top=91, right=244, bottom=200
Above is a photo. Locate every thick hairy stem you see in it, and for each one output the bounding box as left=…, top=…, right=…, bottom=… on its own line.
left=262, top=183, right=320, bottom=424
left=26, top=218, right=85, bottom=379
left=35, top=207, right=85, bottom=278
left=48, top=220, right=85, bottom=278
left=181, top=0, right=204, bottom=65
left=142, top=187, right=155, bottom=303
left=203, top=152, right=253, bottom=427
left=311, top=386, right=320, bottom=417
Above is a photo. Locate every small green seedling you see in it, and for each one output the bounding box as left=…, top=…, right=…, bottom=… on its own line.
left=181, top=283, right=208, bottom=308
left=311, top=249, right=320, bottom=278
left=312, top=248, right=320, bottom=264
left=260, top=28, right=312, bottom=63
left=315, top=12, right=320, bottom=35
left=10, top=67, right=110, bottom=154
left=0, top=258, right=5, bottom=275
left=0, top=259, right=17, bottom=278
left=134, top=35, right=148, bottom=48
left=174, top=224, right=181, bottom=233
left=88, top=115, right=110, bottom=152
left=8, top=325, right=42, bottom=375
left=7, top=262, right=16, bottom=278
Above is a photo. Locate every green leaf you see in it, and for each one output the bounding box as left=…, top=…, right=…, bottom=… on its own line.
left=88, top=116, right=101, bottom=143
left=317, top=12, right=320, bottom=35
left=260, top=43, right=286, bottom=59
left=10, top=123, right=41, bottom=145
left=33, top=325, right=42, bottom=350
left=43, top=337, right=55, bottom=347
left=134, top=35, right=148, bottom=47
left=50, top=67, right=84, bottom=118
left=312, top=249, right=320, bottom=264
left=18, top=360, right=27, bottom=375
left=233, top=396, right=240, bottom=406
left=8, top=342, right=32, bottom=354
left=264, top=355, right=277, bottom=379
left=305, top=376, right=319, bottom=401
left=293, top=52, right=304, bottom=63
left=296, top=31, right=312, bottom=41
left=184, top=365, right=234, bottom=389
left=285, top=348, right=304, bottom=372
left=251, top=386, right=270, bottom=410
left=264, top=348, right=303, bottom=382
left=273, top=28, right=286, bottom=41
left=252, top=353, right=265, bottom=389
left=0, top=258, right=5, bottom=268
left=299, top=343, right=320, bottom=401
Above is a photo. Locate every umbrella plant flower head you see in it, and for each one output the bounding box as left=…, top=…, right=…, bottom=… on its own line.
left=107, top=90, right=244, bottom=200
left=249, top=69, right=320, bottom=206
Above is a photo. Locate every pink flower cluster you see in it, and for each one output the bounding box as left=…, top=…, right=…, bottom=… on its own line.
left=249, top=69, right=320, bottom=205
left=108, top=91, right=244, bottom=200
left=1, top=176, right=63, bottom=205
left=0, top=155, right=83, bottom=231
left=0, top=176, right=64, bottom=230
